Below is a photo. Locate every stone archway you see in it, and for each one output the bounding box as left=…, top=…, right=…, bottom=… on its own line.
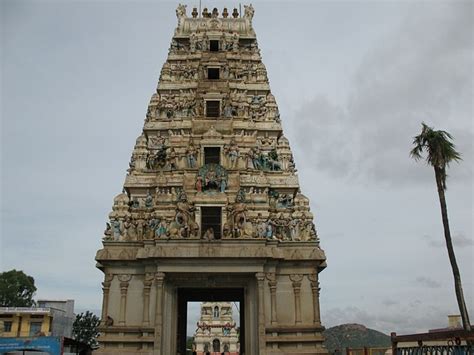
left=176, top=287, right=245, bottom=355
left=212, top=338, right=220, bottom=352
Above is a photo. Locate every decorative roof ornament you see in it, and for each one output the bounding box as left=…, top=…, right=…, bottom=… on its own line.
left=174, top=3, right=256, bottom=37
left=243, top=4, right=255, bottom=20
left=202, top=125, right=223, bottom=138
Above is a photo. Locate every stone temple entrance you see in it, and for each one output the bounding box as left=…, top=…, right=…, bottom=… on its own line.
left=177, top=287, right=245, bottom=354
left=161, top=271, right=259, bottom=354
left=95, top=4, right=327, bottom=355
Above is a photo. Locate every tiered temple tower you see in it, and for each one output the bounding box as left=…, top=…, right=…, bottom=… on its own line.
left=193, top=302, right=239, bottom=354
left=95, top=4, right=327, bottom=355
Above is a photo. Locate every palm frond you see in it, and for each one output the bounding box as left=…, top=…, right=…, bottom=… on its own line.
left=410, top=122, right=462, bottom=189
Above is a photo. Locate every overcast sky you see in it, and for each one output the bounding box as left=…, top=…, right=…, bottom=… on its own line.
left=1, top=0, right=473, bottom=335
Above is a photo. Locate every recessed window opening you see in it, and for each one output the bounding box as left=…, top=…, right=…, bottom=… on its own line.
left=210, top=40, right=219, bottom=51
left=201, top=206, right=222, bottom=239
left=206, top=100, right=220, bottom=117
left=3, top=321, right=12, bottom=332
left=204, top=147, right=220, bottom=165
left=208, top=67, right=220, bottom=80
left=29, top=322, right=42, bottom=336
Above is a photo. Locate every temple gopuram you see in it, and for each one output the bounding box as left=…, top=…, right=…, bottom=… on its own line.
left=193, top=302, right=239, bottom=354
left=95, top=4, right=327, bottom=355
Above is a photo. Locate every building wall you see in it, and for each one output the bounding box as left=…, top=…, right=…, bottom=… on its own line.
left=36, top=300, right=75, bottom=338
left=0, top=313, right=52, bottom=337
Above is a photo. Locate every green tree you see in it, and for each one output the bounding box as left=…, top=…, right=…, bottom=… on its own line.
left=0, top=269, right=36, bottom=307
left=410, top=122, right=471, bottom=331
left=72, top=311, right=100, bottom=348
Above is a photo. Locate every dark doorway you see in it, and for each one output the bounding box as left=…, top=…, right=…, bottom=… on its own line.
left=208, top=68, right=220, bottom=80
left=177, top=288, right=245, bottom=355
left=213, top=338, right=220, bottom=351
left=210, top=40, right=219, bottom=52
left=201, top=206, right=222, bottom=239
left=204, top=147, right=220, bottom=165
left=206, top=100, right=220, bottom=117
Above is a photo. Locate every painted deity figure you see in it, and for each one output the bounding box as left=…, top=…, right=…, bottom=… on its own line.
left=155, top=218, right=168, bottom=238
left=252, top=147, right=262, bottom=170
left=223, top=323, right=232, bottom=336
left=148, top=218, right=158, bottom=239
left=167, top=147, right=177, bottom=170
left=123, top=217, right=133, bottom=241
left=146, top=136, right=168, bottom=169
left=273, top=215, right=290, bottom=241
left=176, top=4, right=187, bottom=28
left=219, top=176, right=227, bottom=193
left=289, top=218, right=300, bottom=241
left=223, top=100, right=233, bottom=118
left=229, top=190, right=251, bottom=238
left=220, top=33, right=228, bottom=51
left=103, top=222, right=113, bottom=240
left=131, top=197, right=140, bottom=209
left=201, top=34, right=209, bottom=52
left=222, top=223, right=232, bottom=239
left=135, top=218, right=145, bottom=241
left=265, top=220, right=274, bottom=240
left=255, top=213, right=267, bottom=238
left=186, top=144, right=197, bottom=168
left=171, top=191, right=198, bottom=238
left=190, top=33, right=197, bottom=53
left=246, top=149, right=255, bottom=169
left=202, top=227, right=215, bottom=240
left=231, top=33, right=239, bottom=52
left=110, top=219, right=122, bottom=240
left=145, top=190, right=153, bottom=208
left=225, top=140, right=239, bottom=169
left=176, top=191, right=193, bottom=224
left=195, top=175, right=203, bottom=192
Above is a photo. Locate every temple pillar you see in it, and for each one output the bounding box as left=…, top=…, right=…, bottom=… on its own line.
left=100, top=274, right=113, bottom=324
left=266, top=273, right=277, bottom=325
left=309, top=273, right=322, bottom=325
left=154, top=272, right=166, bottom=354
left=256, top=272, right=266, bottom=354
left=143, top=273, right=154, bottom=326
left=290, top=274, right=303, bottom=324
left=118, top=274, right=132, bottom=325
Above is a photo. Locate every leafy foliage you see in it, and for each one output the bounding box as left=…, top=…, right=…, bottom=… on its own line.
left=410, top=122, right=461, bottom=190
left=323, top=324, right=391, bottom=353
left=0, top=269, right=37, bottom=307
left=72, top=311, right=100, bottom=348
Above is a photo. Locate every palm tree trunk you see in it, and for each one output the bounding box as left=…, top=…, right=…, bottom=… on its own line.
left=434, top=166, right=471, bottom=331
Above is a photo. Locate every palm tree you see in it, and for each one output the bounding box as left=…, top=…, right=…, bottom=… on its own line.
left=410, top=122, right=471, bottom=331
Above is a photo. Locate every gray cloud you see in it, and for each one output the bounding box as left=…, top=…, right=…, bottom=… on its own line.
left=423, top=234, right=445, bottom=248
left=293, top=1, right=473, bottom=186
left=423, top=233, right=474, bottom=248
left=453, top=233, right=474, bottom=248
left=416, top=276, right=442, bottom=289
left=382, top=299, right=399, bottom=307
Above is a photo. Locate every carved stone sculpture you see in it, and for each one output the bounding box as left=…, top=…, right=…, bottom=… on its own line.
left=197, top=164, right=228, bottom=193
left=225, top=139, right=239, bottom=169
left=186, top=143, right=197, bottom=168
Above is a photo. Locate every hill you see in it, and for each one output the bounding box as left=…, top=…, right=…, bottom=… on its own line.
left=323, top=323, right=391, bottom=353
